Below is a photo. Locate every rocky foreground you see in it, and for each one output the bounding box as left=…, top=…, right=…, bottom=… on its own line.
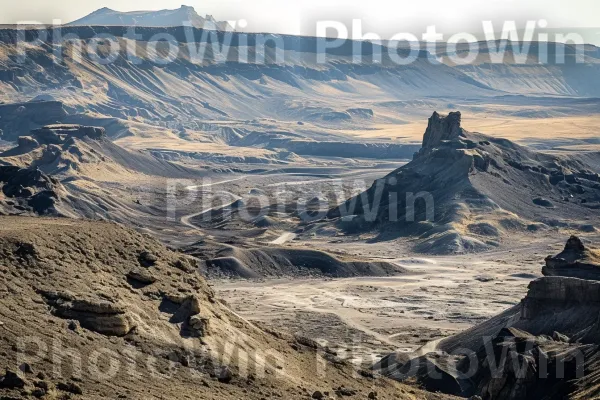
left=375, top=236, right=600, bottom=400
left=0, top=216, right=452, bottom=400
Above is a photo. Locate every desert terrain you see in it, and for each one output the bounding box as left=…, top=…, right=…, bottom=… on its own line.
left=0, top=10, right=600, bottom=399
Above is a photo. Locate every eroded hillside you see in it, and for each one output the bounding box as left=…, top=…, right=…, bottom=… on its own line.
left=0, top=216, right=454, bottom=399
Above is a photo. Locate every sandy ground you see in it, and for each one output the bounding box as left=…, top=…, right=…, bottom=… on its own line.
left=340, top=114, right=600, bottom=146
left=214, top=238, right=580, bottom=367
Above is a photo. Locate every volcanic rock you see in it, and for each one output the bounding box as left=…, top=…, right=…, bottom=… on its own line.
left=0, top=167, right=55, bottom=196
left=28, top=190, right=59, bottom=215
left=0, top=166, right=60, bottom=215
left=217, top=367, right=233, bottom=383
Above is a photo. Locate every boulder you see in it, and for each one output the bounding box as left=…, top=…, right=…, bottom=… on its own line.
left=552, top=331, right=570, bottom=343
left=138, top=250, right=158, bottom=267
left=335, top=387, right=358, bottom=396
left=533, top=197, right=553, bottom=208
left=161, top=293, right=202, bottom=325
left=217, top=366, right=233, bottom=383
left=28, top=190, right=58, bottom=214
left=0, top=369, right=27, bottom=389
left=57, top=381, right=83, bottom=395
left=189, top=315, right=210, bottom=337
left=127, top=269, right=157, bottom=285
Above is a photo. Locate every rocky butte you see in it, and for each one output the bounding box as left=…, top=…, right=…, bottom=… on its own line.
left=327, top=111, right=600, bottom=254
left=543, top=235, right=600, bottom=280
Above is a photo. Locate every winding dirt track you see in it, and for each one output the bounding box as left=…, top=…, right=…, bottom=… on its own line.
left=180, top=177, right=244, bottom=230
left=179, top=167, right=398, bottom=233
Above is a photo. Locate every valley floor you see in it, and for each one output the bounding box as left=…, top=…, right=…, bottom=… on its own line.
left=214, top=232, right=600, bottom=367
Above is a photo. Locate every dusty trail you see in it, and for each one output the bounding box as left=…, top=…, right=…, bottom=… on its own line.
left=180, top=177, right=244, bottom=230
left=270, top=232, right=297, bottom=244
left=179, top=166, right=398, bottom=233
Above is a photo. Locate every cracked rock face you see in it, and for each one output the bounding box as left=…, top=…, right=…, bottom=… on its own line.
left=421, top=111, right=465, bottom=150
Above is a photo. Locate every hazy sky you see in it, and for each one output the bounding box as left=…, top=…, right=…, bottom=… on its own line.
left=3, top=0, right=600, bottom=37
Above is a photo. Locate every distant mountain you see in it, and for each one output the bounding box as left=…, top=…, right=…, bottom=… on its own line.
left=66, top=5, right=233, bottom=31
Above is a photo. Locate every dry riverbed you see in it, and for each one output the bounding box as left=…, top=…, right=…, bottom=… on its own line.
left=214, top=246, right=555, bottom=367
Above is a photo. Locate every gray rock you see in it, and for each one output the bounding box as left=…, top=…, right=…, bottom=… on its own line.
left=421, top=111, right=464, bottom=150
left=138, top=250, right=158, bottom=267
left=217, top=367, right=233, bottom=383
left=335, top=387, right=357, bottom=396
left=127, top=269, right=157, bottom=285
left=533, top=197, right=554, bottom=208
left=552, top=331, right=570, bottom=343
left=189, top=315, right=210, bottom=337
left=542, top=236, right=600, bottom=280
left=57, top=381, right=83, bottom=394
left=0, top=369, right=27, bottom=389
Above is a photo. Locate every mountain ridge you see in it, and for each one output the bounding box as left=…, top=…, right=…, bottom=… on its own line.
left=66, top=5, right=233, bottom=31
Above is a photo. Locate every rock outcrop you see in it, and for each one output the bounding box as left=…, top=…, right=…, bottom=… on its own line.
left=0, top=166, right=60, bottom=215
left=543, top=236, right=600, bottom=280
left=375, top=237, right=600, bottom=399
left=2, top=123, right=200, bottom=181
left=40, top=291, right=134, bottom=337
left=1, top=125, right=109, bottom=176
left=0, top=216, right=426, bottom=400
left=0, top=101, right=67, bottom=142
left=327, top=112, right=600, bottom=254
left=420, top=111, right=465, bottom=152
left=29, top=124, right=106, bottom=145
